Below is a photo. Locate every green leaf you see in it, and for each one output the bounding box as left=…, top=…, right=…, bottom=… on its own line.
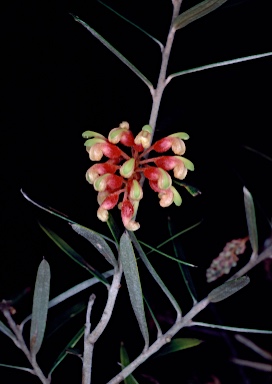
left=30, top=259, right=51, bottom=356
left=155, top=338, right=203, bottom=357
left=167, top=218, right=198, bottom=304
left=46, top=301, right=86, bottom=338
left=120, top=343, right=140, bottom=384
left=49, top=326, right=84, bottom=375
left=97, top=0, right=164, bottom=52
left=139, top=240, right=196, bottom=267
left=119, top=232, right=149, bottom=348
left=129, top=232, right=182, bottom=317
left=150, top=220, right=203, bottom=251
left=173, top=181, right=202, bottom=197
left=71, top=14, right=154, bottom=91
left=173, top=0, right=228, bottom=30
left=39, top=223, right=109, bottom=286
left=107, top=212, right=121, bottom=244
left=208, top=276, right=250, bottom=303
left=0, top=321, right=15, bottom=341
left=143, top=297, right=162, bottom=337
left=243, top=187, right=258, bottom=255
left=71, top=224, right=117, bottom=267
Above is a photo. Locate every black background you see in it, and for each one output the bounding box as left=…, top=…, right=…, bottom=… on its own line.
left=1, top=0, right=272, bottom=383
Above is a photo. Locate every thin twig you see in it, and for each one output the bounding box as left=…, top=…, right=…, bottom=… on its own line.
left=82, top=265, right=123, bottom=384
left=82, top=294, right=96, bottom=384
left=3, top=309, right=50, bottom=384
left=107, top=298, right=210, bottom=384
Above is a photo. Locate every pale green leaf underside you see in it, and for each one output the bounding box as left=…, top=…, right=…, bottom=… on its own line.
left=119, top=232, right=149, bottom=348
left=71, top=224, right=117, bottom=267
left=71, top=14, right=153, bottom=91
left=174, top=0, right=228, bottom=30
left=30, top=259, right=51, bottom=356
left=243, top=187, right=258, bottom=255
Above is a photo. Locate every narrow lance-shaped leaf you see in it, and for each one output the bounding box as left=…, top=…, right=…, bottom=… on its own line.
left=243, top=187, right=258, bottom=255
left=30, top=259, right=51, bottom=356
left=71, top=14, right=154, bottom=92
left=120, top=343, right=140, bottom=384
left=71, top=224, right=117, bottom=267
left=155, top=338, right=203, bottom=357
left=49, top=326, right=85, bottom=375
left=173, top=0, right=228, bottom=31
left=208, top=276, right=250, bottom=303
left=119, top=232, right=149, bottom=349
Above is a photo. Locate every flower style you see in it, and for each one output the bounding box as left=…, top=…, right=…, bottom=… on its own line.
left=83, top=122, right=194, bottom=231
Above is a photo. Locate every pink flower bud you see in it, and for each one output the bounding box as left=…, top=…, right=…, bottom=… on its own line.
left=121, top=200, right=140, bottom=231
left=134, top=125, right=152, bottom=149
left=97, top=206, right=109, bottom=222
left=154, top=156, right=188, bottom=180
left=143, top=167, right=172, bottom=190
left=89, top=142, right=123, bottom=161
left=100, top=193, right=120, bottom=210
left=94, top=173, right=123, bottom=192
left=158, top=188, right=174, bottom=207
left=86, top=163, right=119, bottom=184
left=153, top=136, right=186, bottom=155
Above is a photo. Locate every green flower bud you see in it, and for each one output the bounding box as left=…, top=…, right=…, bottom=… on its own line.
left=129, top=180, right=143, bottom=201
left=120, top=158, right=135, bottom=178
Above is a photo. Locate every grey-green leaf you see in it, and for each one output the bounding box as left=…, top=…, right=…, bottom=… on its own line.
left=97, top=0, right=164, bottom=52
left=155, top=338, right=203, bottom=357
left=120, top=343, right=140, bottom=384
left=119, top=232, right=149, bottom=348
left=208, top=276, right=250, bottom=303
left=129, top=232, right=182, bottom=317
left=174, top=0, right=228, bottom=30
left=71, top=224, right=117, bottom=267
left=243, top=187, right=258, bottom=255
left=30, top=259, right=51, bottom=356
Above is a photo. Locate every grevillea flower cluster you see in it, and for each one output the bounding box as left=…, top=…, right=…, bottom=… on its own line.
left=83, top=121, right=194, bottom=231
